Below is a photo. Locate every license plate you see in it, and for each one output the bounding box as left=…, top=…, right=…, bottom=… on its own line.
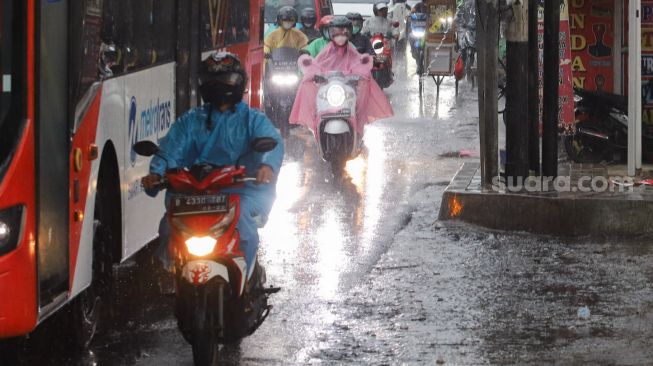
left=171, top=194, right=229, bottom=216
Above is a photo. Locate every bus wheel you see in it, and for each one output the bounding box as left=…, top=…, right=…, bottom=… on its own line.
left=70, top=195, right=115, bottom=349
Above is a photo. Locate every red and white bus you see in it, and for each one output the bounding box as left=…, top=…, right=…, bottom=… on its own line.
left=0, top=0, right=265, bottom=340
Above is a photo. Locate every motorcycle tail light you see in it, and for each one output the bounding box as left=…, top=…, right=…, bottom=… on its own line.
left=0, top=205, right=24, bottom=256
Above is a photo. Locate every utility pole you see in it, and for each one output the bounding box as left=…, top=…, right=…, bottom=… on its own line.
left=505, top=1, right=530, bottom=180
left=476, top=0, right=499, bottom=189
left=528, top=0, right=540, bottom=174
left=542, top=0, right=559, bottom=178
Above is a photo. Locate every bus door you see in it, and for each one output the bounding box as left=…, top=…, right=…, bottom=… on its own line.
left=37, top=0, right=70, bottom=310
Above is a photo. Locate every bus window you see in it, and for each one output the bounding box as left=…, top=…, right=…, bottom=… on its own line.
left=201, top=0, right=228, bottom=52
left=70, top=0, right=103, bottom=106
left=0, top=0, right=25, bottom=180
left=226, top=0, right=250, bottom=46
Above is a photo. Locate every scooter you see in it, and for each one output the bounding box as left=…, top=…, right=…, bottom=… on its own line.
left=371, top=33, right=394, bottom=89
left=312, top=71, right=363, bottom=175
left=134, top=138, right=280, bottom=366
left=564, top=88, right=636, bottom=163
left=408, top=12, right=427, bottom=75
left=264, top=47, right=301, bottom=138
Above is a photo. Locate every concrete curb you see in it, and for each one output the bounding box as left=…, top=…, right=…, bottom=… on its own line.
left=438, top=162, right=653, bottom=236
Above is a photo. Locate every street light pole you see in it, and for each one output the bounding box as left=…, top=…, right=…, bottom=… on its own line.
left=542, top=0, right=559, bottom=178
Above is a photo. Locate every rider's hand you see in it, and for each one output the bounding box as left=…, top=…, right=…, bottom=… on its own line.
left=255, top=165, right=274, bottom=185
left=141, top=173, right=162, bottom=189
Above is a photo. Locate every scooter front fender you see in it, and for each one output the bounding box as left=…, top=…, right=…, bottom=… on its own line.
left=182, top=260, right=230, bottom=286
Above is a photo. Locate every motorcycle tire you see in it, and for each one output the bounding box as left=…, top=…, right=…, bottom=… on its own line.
left=190, top=287, right=218, bottom=366
left=326, top=133, right=348, bottom=177
left=416, top=48, right=424, bottom=75
left=563, top=133, right=606, bottom=164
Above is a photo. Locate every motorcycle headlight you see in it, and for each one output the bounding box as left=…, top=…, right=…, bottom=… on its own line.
left=185, top=236, right=217, bottom=257
left=326, top=85, right=346, bottom=107
left=271, top=74, right=299, bottom=86
left=573, top=94, right=582, bottom=103
left=411, top=30, right=425, bottom=38
left=0, top=205, right=24, bottom=256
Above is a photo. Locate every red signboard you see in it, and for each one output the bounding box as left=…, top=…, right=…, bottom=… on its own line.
left=569, top=0, right=615, bottom=92
left=538, top=1, right=575, bottom=134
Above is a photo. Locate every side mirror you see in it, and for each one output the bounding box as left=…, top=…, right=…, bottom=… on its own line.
left=133, top=141, right=159, bottom=157
left=250, top=137, right=278, bottom=153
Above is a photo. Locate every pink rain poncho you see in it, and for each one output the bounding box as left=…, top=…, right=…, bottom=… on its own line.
left=289, top=42, right=394, bottom=133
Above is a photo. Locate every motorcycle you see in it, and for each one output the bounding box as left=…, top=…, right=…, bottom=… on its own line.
left=264, top=47, right=301, bottom=138
left=134, top=139, right=280, bottom=366
left=564, top=88, right=635, bottom=163
left=457, top=28, right=476, bottom=87
left=408, top=12, right=427, bottom=75
left=312, top=71, right=363, bottom=175
left=371, top=33, right=394, bottom=89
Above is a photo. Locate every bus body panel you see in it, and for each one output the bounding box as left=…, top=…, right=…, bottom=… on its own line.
left=0, top=120, right=37, bottom=337
left=68, top=87, right=102, bottom=296
left=0, top=0, right=37, bottom=338
left=122, top=63, right=175, bottom=260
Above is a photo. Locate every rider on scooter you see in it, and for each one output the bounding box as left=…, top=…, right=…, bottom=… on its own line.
left=264, top=6, right=309, bottom=55
left=299, top=8, right=321, bottom=42
left=361, top=2, right=398, bottom=39
left=346, top=12, right=374, bottom=55
left=142, top=52, right=284, bottom=274
left=307, top=15, right=335, bottom=57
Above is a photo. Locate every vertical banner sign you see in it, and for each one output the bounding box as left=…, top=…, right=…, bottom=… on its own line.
left=538, top=0, right=575, bottom=134
left=569, top=0, right=615, bottom=92
left=642, top=2, right=653, bottom=134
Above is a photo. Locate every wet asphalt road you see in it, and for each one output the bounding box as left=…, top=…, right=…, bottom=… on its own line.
left=5, top=54, right=653, bottom=365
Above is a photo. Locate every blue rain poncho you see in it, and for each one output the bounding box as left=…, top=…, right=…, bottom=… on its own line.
left=148, top=102, right=284, bottom=269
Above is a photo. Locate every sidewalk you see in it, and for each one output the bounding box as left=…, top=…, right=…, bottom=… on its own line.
left=439, top=161, right=653, bottom=236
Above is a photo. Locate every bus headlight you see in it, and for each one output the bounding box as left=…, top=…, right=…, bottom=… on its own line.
left=185, top=236, right=217, bottom=257
left=326, top=85, right=346, bottom=107
left=0, top=205, right=24, bottom=256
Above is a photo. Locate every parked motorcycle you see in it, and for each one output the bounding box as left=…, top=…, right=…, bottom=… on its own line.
left=371, top=34, right=394, bottom=88
left=312, top=71, right=363, bottom=175
left=564, top=88, right=636, bottom=163
left=134, top=139, right=280, bottom=366
left=264, top=47, right=301, bottom=138
left=408, top=12, right=427, bottom=75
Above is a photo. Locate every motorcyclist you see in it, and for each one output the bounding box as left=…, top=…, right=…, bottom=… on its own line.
left=264, top=6, right=309, bottom=55
left=141, top=52, right=284, bottom=273
left=299, top=8, right=321, bottom=42
left=307, top=15, right=335, bottom=58
left=346, top=12, right=374, bottom=55
left=407, top=1, right=428, bottom=61
left=290, top=16, right=394, bottom=133
left=388, top=0, right=410, bottom=57
left=361, top=2, right=398, bottom=39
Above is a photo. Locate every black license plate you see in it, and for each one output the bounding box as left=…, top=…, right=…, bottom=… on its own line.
left=171, top=194, right=229, bottom=216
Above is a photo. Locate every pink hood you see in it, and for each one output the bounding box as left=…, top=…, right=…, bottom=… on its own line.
left=289, top=42, right=394, bottom=133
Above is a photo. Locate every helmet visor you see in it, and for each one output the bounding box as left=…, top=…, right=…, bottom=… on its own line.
left=200, top=72, right=244, bottom=87
left=329, top=27, right=351, bottom=39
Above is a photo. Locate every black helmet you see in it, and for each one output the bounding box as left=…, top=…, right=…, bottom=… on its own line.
left=198, top=52, right=247, bottom=108
left=327, top=16, right=353, bottom=40
left=277, top=6, right=299, bottom=25
left=413, top=2, right=427, bottom=13
left=300, top=8, right=317, bottom=28
left=372, top=1, right=389, bottom=16
left=345, top=12, right=364, bottom=22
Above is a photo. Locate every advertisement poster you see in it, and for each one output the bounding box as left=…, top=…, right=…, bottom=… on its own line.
left=642, top=1, right=653, bottom=132
left=568, top=0, right=615, bottom=92
left=538, top=0, right=575, bottom=134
